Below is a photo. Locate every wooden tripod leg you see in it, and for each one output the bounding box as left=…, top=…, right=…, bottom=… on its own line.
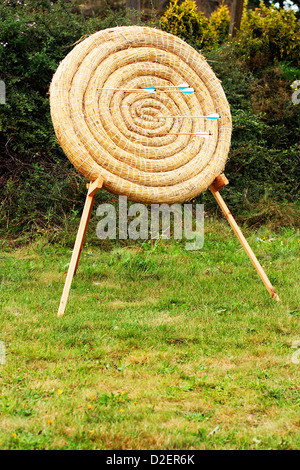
left=73, top=177, right=103, bottom=275
left=57, top=176, right=104, bottom=317
left=209, top=174, right=281, bottom=302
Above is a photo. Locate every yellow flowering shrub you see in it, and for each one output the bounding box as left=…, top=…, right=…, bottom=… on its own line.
left=209, top=3, right=230, bottom=44
left=160, top=0, right=216, bottom=48
left=236, top=2, right=300, bottom=68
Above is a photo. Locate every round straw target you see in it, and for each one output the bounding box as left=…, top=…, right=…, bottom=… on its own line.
left=50, top=26, right=232, bottom=204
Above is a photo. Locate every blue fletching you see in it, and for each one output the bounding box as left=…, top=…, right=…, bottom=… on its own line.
left=181, top=87, right=194, bottom=94
left=177, top=82, right=189, bottom=89
left=206, top=113, right=219, bottom=120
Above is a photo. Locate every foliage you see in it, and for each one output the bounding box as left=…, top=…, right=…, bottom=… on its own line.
left=197, top=46, right=300, bottom=220
left=0, top=0, right=133, bottom=159
left=0, top=0, right=136, bottom=236
left=209, top=3, right=230, bottom=45
left=235, top=3, right=300, bottom=70
left=248, top=0, right=300, bottom=13
left=161, top=1, right=300, bottom=68
left=160, top=0, right=215, bottom=49
left=160, top=0, right=230, bottom=48
left=1, top=162, right=87, bottom=238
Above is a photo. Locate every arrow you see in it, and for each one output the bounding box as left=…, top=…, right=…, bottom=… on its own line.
left=155, top=82, right=189, bottom=89
left=100, top=86, right=194, bottom=94
left=100, top=86, right=155, bottom=93
left=148, top=131, right=212, bottom=137
left=147, top=113, right=220, bottom=120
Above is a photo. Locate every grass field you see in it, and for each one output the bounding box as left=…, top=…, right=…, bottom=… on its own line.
left=0, top=217, right=299, bottom=450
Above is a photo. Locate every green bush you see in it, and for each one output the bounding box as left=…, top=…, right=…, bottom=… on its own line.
left=160, top=1, right=230, bottom=49
left=0, top=0, right=134, bottom=160
left=209, top=3, right=230, bottom=44
left=196, top=46, right=300, bottom=223
left=0, top=0, right=135, bottom=237
left=160, top=0, right=216, bottom=49
left=161, top=1, right=300, bottom=69
left=235, top=2, right=300, bottom=69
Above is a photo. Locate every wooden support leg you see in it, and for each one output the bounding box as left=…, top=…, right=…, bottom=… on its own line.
left=209, top=174, right=281, bottom=302
left=57, top=176, right=104, bottom=317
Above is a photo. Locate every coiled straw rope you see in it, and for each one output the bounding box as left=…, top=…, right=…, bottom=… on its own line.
left=50, top=26, right=232, bottom=204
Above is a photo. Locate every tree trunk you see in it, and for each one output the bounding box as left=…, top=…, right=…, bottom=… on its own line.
left=229, top=0, right=244, bottom=40
left=126, top=0, right=141, bottom=18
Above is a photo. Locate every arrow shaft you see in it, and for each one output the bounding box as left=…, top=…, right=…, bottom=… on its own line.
left=148, top=132, right=211, bottom=136
left=100, top=88, right=194, bottom=93
left=100, top=88, right=154, bottom=92
left=150, top=115, right=212, bottom=118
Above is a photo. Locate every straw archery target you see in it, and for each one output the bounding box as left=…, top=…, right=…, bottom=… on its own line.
left=50, top=26, right=232, bottom=204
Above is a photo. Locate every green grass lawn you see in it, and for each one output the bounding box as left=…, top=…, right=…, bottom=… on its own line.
left=0, top=218, right=299, bottom=450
